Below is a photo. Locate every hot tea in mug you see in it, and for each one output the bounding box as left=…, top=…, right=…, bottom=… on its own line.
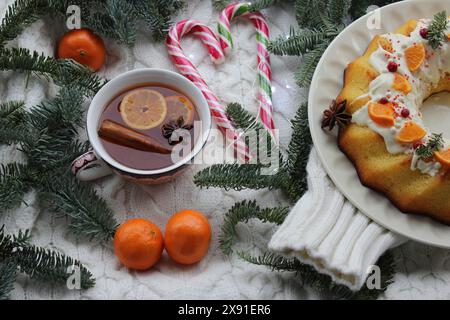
left=98, top=84, right=199, bottom=170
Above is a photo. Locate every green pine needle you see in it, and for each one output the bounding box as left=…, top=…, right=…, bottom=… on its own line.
left=0, top=226, right=95, bottom=290
left=220, top=201, right=289, bottom=254
left=329, top=0, right=351, bottom=24
left=39, top=175, right=118, bottom=242
left=237, top=250, right=395, bottom=299
left=212, top=0, right=232, bottom=11
left=194, top=163, right=283, bottom=191
left=427, top=11, right=448, bottom=50
left=0, top=87, right=117, bottom=242
left=0, top=101, right=27, bottom=126
left=0, top=0, right=46, bottom=48
left=284, top=103, right=312, bottom=201
left=295, top=41, right=329, bottom=87
left=0, top=48, right=106, bottom=96
left=415, top=133, right=444, bottom=160
left=0, top=258, right=18, bottom=300
left=0, top=163, right=33, bottom=211
left=269, top=27, right=331, bottom=56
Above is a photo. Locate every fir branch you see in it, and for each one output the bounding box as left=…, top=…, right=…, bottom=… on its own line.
left=89, top=0, right=137, bottom=47
left=0, top=101, right=27, bottom=126
left=226, top=102, right=276, bottom=160
left=349, top=1, right=398, bottom=20
left=39, top=175, right=118, bottom=242
left=237, top=250, right=395, bottom=299
left=328, top=0, right=351, bottom=25
left=427, top=11, right=448, bottom=50
left=212, top=0, right=233, bottom=11
left=295, top=0, right=329, bottom=29
left=249, top=0, right=280, bottom=12
left=295, top=41, right=329, bottom=87
left=0, top=226, right=95, bottom=290
left=0, top=48, right=106, bottom=96
left=0, top=0, right=47, bottom=48
left=0, top=258, right=17, bottom=300
left=134, top=0, right=186, bottom=42
left=269, top=27, right=331, bottom=56
left=284, top=103, right=312, bottom=201
left=0, top=163, right=33, bottom=211
left=220, top=201, right=289, bottom=254
left=227, top=102, right=263, bottom=131
left=16, top=245, right=95, bottom=288
left=194, top=163, right=283, bottom=191
left=0, top=123, right=30, bottom=145
left=28, top=86, right=84, bottom=133
left=415, top=133, right=444, bottom=160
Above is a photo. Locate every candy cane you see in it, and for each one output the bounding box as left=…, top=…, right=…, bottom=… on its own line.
left=218, top=3, right=276, bottom=140
left=166, top=19, right=250, bottom=161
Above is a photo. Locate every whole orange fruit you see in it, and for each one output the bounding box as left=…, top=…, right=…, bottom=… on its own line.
left=114, top=218, right=164, bottom=270
left=57, top=28, right=106, bottom=71
left=165, top=210, right=211, bottom=265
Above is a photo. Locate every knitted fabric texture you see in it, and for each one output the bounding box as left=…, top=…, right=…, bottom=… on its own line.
left=269, top=148, right=407, bottom=290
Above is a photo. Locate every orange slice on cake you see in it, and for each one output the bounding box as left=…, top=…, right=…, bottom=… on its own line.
left=368, top=102, right=395, bottom=127
left=396, top=122, right=426, bottom=144
left=435, top=149, right=450, bottom=167
left=165, top=96, right=195, bottom=125
left=378, top=37, right=394, bottom=53
left=393, top=74, right=412, bottom=94
left=120, top=89, right=167, bottom=130
left=404, top=43, right=426, bottom=72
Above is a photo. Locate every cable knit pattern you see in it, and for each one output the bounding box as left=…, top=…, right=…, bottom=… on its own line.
left=2, top=0, right=450, bottom=300
left=269, top=148, right=407, bottom=290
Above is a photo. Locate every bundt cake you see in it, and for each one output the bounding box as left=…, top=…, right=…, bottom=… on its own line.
left=336, top=13, right=450, bottom=224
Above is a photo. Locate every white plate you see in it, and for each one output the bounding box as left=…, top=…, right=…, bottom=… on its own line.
left=308, top=0, right=450, bottom=248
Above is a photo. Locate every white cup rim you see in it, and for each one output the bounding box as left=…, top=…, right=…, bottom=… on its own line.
left=87, top=68, right=212, bottom=176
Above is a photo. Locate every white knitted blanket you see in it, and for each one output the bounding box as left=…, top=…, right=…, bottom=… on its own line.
left=2, top=0, right=450, bottom=300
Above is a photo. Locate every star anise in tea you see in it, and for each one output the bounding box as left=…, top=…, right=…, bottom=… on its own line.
left=321, top=99, right=352, bottom=131
left=161, top=116, right=194, bottom=145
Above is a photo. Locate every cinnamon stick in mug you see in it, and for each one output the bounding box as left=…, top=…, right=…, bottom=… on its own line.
left=98, top=120, right=171, bottom=154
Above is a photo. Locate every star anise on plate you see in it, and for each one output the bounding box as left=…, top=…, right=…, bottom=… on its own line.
left=161, top=116, right=193, bottom=145
left=321, top=99, right=352, bottom=131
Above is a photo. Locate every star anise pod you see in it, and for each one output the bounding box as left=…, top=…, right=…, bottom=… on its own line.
left=161, top=116, right=194, bottom=145
left=321, top=99, right=352, bottom=131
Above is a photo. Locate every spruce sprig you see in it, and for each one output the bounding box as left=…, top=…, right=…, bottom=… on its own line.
left=220, top=201, right=289, bottom=254
left=0, top=88, right=118, bottom=242
left=0, top=48, right=106, bottom=97
left=415, top=133, right=444, bottom=160
left=0, top=0, right=47, bottom=48
left=267, top=0, right=399, bottom=87
left=0, top=101, right=27, bottom=126
left=427, top=11, right=449, bottom=50
left=0, top=226, right=95, bottom=293
left=237, top=250, right=395, bottom=300
left=0, top=258, right=18, bottom=300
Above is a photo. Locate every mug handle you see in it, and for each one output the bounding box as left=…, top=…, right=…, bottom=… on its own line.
left=71, top=150, right=113, bottom=181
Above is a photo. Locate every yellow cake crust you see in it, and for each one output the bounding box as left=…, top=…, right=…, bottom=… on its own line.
left=336, top=19, right=450, bottom=224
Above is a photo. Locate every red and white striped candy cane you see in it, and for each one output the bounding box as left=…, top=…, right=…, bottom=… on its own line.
left=166, top=19, right=250, bottom=161
left=218, top=3, right=276, bottom=140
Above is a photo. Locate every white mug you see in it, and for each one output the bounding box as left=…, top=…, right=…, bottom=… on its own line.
left=71, top=68, right=212, bottom=185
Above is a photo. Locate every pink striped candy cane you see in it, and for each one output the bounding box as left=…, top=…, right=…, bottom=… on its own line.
left=166, top=19, right=250, bottom=161
left=218, top=3, right=276, bottom=140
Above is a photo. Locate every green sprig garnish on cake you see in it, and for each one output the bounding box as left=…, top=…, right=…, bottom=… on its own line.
left=415, top=133, right=444, bottom=160
left=426, top=10, right=449, bottom=49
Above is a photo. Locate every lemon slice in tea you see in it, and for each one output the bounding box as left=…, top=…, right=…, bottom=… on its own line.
left=120, top=89, right=167, bottom=130
left=165, top=96, right=195, bottom=125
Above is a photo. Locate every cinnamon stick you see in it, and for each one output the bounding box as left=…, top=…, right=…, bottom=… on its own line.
left=98, top=120, right=171, bottom=154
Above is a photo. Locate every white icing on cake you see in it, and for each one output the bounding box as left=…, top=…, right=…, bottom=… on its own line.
left=352, top=18, right=450, bottom=176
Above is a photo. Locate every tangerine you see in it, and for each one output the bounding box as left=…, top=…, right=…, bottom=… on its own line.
left=57, top=28, right=106, bottom=71
left=114, top=218, right=164, bottom=270
left=165, top=210, right=211, bottom=265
